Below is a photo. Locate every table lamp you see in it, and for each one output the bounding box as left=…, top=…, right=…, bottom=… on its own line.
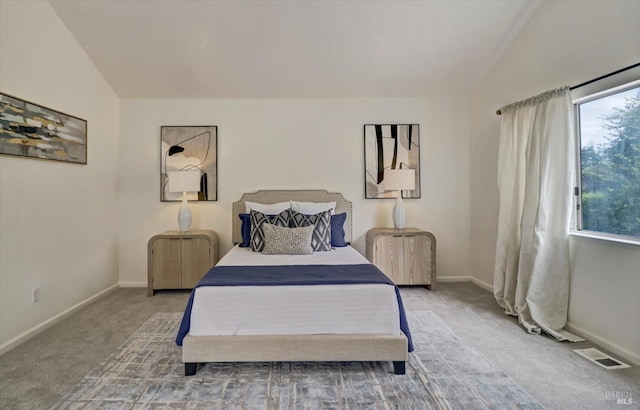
left=384, top=169, right=415, bottom=229
left=168, top=170, right=201, bottom=232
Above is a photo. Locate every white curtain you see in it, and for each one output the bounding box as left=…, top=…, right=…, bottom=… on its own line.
left=494, top=86, right=582, bottom=341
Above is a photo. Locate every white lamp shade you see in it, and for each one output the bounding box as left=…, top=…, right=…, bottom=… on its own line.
left=384, top=169, right=415, bottom=191
left=168, top=171, right=200, bottom=193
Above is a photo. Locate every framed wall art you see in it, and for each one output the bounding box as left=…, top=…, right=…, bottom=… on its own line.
left=161, top=125, right=217, bottom=202
left=364, top=124, right=420, bottom=199
left=0, top=92, right=87, bottom=164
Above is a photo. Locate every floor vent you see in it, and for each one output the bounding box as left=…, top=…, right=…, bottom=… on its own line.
left=573, top=348, right=630, bottom=369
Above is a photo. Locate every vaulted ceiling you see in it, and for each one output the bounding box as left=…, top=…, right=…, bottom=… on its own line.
left=49, top=0, right=539, bottom=99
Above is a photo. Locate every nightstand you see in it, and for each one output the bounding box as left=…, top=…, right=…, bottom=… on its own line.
left=366, top=227, right=436, bottom=289
left=147, top=230, right=219, bottom=296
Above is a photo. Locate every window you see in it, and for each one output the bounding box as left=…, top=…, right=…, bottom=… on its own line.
left=574, top=79, right=640, bottom=240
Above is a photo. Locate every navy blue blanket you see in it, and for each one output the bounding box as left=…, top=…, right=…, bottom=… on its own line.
left=176, top=264, right=413, bottom=352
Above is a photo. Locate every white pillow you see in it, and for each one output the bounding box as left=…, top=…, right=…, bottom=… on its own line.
left=245, top=201, right=290, bottom=214
left=290, top=200, right=336, bottom=215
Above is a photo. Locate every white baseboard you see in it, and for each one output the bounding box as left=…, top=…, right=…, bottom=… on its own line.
left=565, top=322, right=640, bottom=366
left=437, top=276, right=494, bottom=293
left=437, top=275, right=472, bottom=282
left=0, top=284, right=119, bottom=356
left=118, top=281, right=147, bottom=288
left=470, top=277, right=493, bottom=292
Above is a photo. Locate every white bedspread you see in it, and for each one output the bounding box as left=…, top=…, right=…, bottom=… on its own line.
left=216, top=245, right=370, bottom=266
left=189, top=246, right=400, bottom=337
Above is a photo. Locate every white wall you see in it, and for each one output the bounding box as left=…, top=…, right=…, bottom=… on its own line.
left=118, top=98, right=470, bottom=285
left=0, top=1, right=120, bottom=349
left=469, top=0, right=640, bottom=363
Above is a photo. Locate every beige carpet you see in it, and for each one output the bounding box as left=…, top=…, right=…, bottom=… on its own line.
left=1, top=284, right=638, bottom=409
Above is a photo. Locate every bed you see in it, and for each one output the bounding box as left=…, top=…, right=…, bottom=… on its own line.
left=176, top=189, right=412, bottom=376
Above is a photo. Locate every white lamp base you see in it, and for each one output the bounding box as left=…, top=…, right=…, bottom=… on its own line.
left=178, top=193, right=192, bottom=232
left=392, top=191, right=406, bottom=229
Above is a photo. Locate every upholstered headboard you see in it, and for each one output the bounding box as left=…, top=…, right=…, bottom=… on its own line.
left=231, top=189, right=353, bottom=244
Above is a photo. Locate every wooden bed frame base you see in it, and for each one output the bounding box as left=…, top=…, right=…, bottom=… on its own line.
left=182, top=334, right=408, bottom=375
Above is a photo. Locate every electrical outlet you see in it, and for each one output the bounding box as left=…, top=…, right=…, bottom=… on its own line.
left=32, top=287, right=40, bottom=303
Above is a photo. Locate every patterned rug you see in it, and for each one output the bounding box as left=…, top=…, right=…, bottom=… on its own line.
left=52, top=311, right=544, bottom=409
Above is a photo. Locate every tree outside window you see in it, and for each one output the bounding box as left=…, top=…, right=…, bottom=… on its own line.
left=578, top=86, right=640, bottom=239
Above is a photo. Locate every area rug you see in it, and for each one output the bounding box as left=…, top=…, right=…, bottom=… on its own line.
left=51, top=311, right=544, bottom=409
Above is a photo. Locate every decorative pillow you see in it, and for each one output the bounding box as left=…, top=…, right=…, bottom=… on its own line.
left=250, top=209, right=290, bottom=252
left=238, top=213, right=251, bottom=247
left=330, top=212, right=348, bottom=247
left=262, top=224, right=314, bottom=255
left=289, top=210, right=332, bottom=251
left=245, top=201, right=290, bottom=215
left=290, top=200, right=337, bottom=215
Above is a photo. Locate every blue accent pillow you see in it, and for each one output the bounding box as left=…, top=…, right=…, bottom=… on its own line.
left=239, top=213, right=251, bottom=247
left=330, top=212, right=348, bottom=247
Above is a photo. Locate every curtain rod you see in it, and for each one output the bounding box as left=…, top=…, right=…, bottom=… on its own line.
left=496, top=62, right=640, bottom=115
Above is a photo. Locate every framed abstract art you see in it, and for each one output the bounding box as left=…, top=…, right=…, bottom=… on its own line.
left=0, top=92, right=87, bottom=164
left=364, top=124, right=420, bottom=199
left=161, top=126, right=217, bottom=202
